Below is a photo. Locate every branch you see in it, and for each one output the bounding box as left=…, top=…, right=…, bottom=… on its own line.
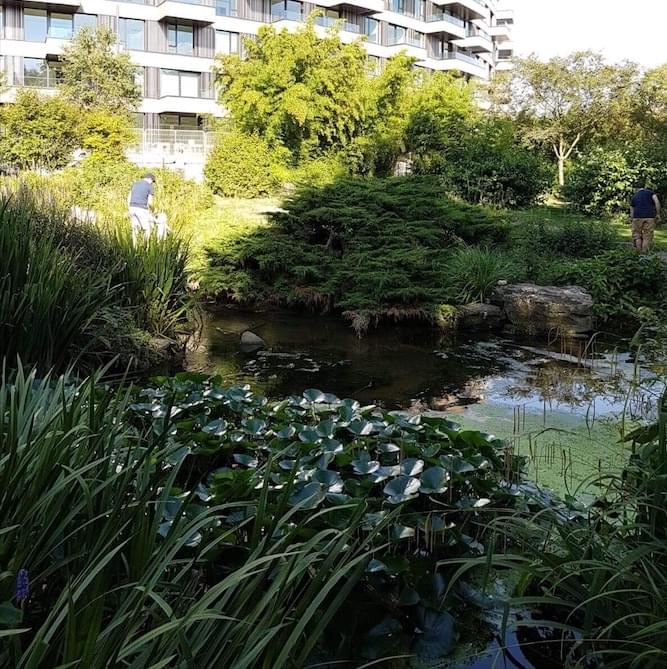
left=562, top=133, right=582, bottom=160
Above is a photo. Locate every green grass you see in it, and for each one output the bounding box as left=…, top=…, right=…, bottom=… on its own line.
left=509, top=204, right=667, bottom=251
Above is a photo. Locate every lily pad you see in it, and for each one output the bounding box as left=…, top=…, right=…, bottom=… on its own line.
left=233, top=453, right=259, bottom=468
left=348, top=419, right=374, bottom=436
left=275, top=425, right=296, bottom=440
left=288, top=482, right=326, bottom=509
left=352, top=450, right=380, bottom=475
left=420, top=467, right=449, bottom=494
left=202, top=418, right=228, bottom=436
left=400, top=458, right=424, bottom=476
left=242, top=418, right=266, bottom=436
left=303, top=388, right=326, bottom=403
left=412, top=608, right=456, bottom=660
left=383, top=475, right=420, bottom=504
left=312, top=469, right=344, bottom=493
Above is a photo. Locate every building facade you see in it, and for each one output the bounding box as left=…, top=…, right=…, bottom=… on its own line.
left=0, top=0, right=513, bottom=128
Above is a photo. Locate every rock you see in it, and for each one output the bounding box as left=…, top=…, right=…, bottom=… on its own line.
left=240, top=330, right=266, bottom=351
left=491, top=283, right=593, bottom=335
left=457, top=303, right=504, bottom=330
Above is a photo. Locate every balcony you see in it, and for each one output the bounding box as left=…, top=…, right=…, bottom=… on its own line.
left=423, top=11, right=466, bottom=36
left=421, top=50, right=488, bottom=77
left=488, top=24, right=511, bottom=41
left=315, top=0, right=384, bottom=13
left=314, top=15, right=361, bottom=32
left=453, top=25, right=492, bottom=52
left=156, top=0, right=216, bottom=23
left=431, top=0, right=487, bottom=20
left=271, top=8, right=304, bottom=22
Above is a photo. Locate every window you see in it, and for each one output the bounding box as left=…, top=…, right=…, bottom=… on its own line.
left=24, top=9, right=47, bottom=42
left=23, top=58, right=47, bottom=86
left=167, top=22, right=194, bottom=55
left=160, top=69, right=200, bottom=97
left=363, top=17, right=379, bottom=43
left=49, top=12, right=72, bottom=39
left=215, top=30, right=239, bottom=54
left=388, top=0, right=404, bottom=13
left=315, top=8, right=339, bottom=27
left=74, top=13, right=96, bottom=34
left=159, top=112, right=201, bottom=129
left=215, top=0, right=237, bottom=16
left=417, top=0, right=425, bottom=20
left=386, top=24, right=406, bottom=45
left=409, top=31, right=424, bottom=47
left=131, top=112, right=144, bottom=129
left=271, top=0, right=303, bottom=21
left=367, top=55, right=381, bottom=75
left=135, top=68, right=145, bottom=95
left=119, top=18, right=145, bottom=50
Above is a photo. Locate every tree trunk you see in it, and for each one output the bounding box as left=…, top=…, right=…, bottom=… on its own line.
left=553, top=133, right=581, bottom=188
left=558, top=157, right=565, bottom=187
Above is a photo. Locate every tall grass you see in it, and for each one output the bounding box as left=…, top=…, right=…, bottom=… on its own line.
left=0, top=364, right=381, bottom=668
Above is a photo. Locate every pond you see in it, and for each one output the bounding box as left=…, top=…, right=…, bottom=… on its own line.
left=186, top=308, right=662, bottom=495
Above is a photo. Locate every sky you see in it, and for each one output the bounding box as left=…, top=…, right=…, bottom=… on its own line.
left=507, top=0, right=667, bottom=68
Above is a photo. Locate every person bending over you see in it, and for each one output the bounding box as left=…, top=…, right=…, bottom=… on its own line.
left=128, top=173, right=156, bottom=243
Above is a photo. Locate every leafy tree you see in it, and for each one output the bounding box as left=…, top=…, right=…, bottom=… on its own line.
left=81, top=110, right=136, bottom=157
left=0, top=90, right=81, bottom=169
left=491, top=52, right=639, bottom=186
left=215, top=19, right=413, bottom=162
left=59, top=26, right=140, bottom=113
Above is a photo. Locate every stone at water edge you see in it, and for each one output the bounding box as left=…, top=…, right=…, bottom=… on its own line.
left=457, top=303, right=504, bottom=330
left=240, top=330, right=266, bottom=350
left=491, top=283, right=593, bottom=335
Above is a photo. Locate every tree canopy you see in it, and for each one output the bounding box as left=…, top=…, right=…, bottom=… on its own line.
left=60, top=26, right=140, bottom=114
left=491, top=51, right=639, bottom=185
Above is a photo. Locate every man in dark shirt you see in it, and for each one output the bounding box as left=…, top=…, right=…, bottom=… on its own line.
left=128, top=173, right=156, bottom=243
left=630, top=185, right=661, bottom=254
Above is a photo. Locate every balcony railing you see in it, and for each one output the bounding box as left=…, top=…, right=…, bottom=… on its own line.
left=426, top=12, right=465, bottom=27
left=385, top=1, right=425, bottom=20
left=130, top=129, right=215, bottom=155
left=271, top=8, right=303, bottom=21
left=159, top=0, right=215, bottom=6
left=431, top=51, right=485, bottom=68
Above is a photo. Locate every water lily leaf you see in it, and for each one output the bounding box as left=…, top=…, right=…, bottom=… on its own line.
left=367, top=558, right=387, bottom=573
left=204, top=387, right=225, bottom=400
left=229, top=431, right=245, bottom=443
left=361, top=616, right=403, bottom=660
left=400, top=458, right=424, bottom=476
left=288, top=482, right=325, bottom=509
left=440, top=455, right=475, bottom=474
left=242, top=418, right=266, bottom=436
left=202, top=418, right=228, bottom=436
left=383, top=476, right=420, bottom=504
left=420, top=444, right=441, bottom=458
left=275, top=425, right=297, bottom=440
left=278, top=459, right=297, bottom=470
left=352, top=450, right=380, bottom=475
left=166, top=446, right=189, bottom=466
left=303, top=388, right=326, bottom=403
left=420, top=467, right=449, bottom=494
left=391, top=524, right=416, bottom=540
left=377, top=443, right=400, bottom=454
left=368, top=465, right=400, bottom=483
left=412, top=609, right=456, bottom=660
left=362, top=511, right=388, bottom=529
left=157, top=521, right=202, bottom=548
left=348, top=419, right=374, bottom=436
left=312, top=469, right=344, bottom=493
left=316, top=419, right=336, bottom=438
left=326, top=492, right=351, bottom=505
left=298, top=426, right=321, bottom=443
left=315, top=452, right=336, bottom=469
left=457, top=430, right=497, bottom=447
left=195, top=483, right=212, bottom=502
left=163, top=498, right=183, bottom=521
left=321, top=438, right=343, bottom=454
left=233, top=453, right=258, bottom=468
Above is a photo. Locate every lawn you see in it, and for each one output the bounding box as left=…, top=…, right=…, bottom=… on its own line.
left=509, top=204, right=667, bottom=251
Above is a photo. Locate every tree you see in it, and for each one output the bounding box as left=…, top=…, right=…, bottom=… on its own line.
left=490, top=52, right=639, bottom=186
left=81, top=110, right=135, bottom=158
left=59, top=26, right=140, bottom=113
left=214, top=18, right=413, bottom=162
left=0, top=90, right=81, bottom=170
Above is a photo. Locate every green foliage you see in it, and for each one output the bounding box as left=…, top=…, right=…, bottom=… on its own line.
left=205, top=130, right=281, bottom=197
left=59, top=26, right=140, bottom=113
left=444, top=247, right=520, bottom=304
left=201, top=177, right=511, bottom=329
left=445, top=118, right=553, bottom=207
left=551, top=249, right=667, bottom=320
left=564, top=145, right=667, bottom=216
left=81, top=109, right=135, bottom=158
left=215, top=20, right=414, bottom=166
left=0, top=181, right=194, bottom=370
left=0, top=90, right=80, bottom=170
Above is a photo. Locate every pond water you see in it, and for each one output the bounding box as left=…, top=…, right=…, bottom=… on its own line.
left=186, top=308, right=663, bottom=494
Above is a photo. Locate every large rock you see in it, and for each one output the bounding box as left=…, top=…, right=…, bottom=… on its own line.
left=457, top=303, right=504, bottom=330
left=240, top=330, right=266, bottom=351
left=491, top=283, right=593, bottom=335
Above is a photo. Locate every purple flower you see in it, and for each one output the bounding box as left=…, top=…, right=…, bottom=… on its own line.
left=15, top=569, right=29, bottom=603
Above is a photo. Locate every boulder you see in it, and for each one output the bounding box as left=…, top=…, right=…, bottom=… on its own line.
left=491, top=283, right=593, bottom=335
left=457, top=303, right=504, bottom=330
left=240, top=330, right=266, bottom=351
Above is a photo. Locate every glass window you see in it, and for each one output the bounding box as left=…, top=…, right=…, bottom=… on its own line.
left=119, top=18, right=145, bottom=50
left=24, top=9, right=47, bottom=42
left=215, top=0, right=237, bottom=16
left=48, top=61, right=64, bottom=86
left=168, top=22, right=194, bottom=55
left=363, top=17, right=378, bottom=43
left=389, top=0, right=404, bottom=13
left=387, top=24, right=406, bottom=44
left=215, top=30, right=239, bottom=54
left=418, top=0, right=425, bottom=19
left=49, top=12, right=72, bottom=39
left=178, top=114, right=199, bottom=129
left=160, top=69, right=179, bottom=96
left=24, top=58, right=47, bottom=86
left=272, top=0, right=302, bottom=21
left=160, top=113, right=180, bottom=128
left=74, top=14, right=96, bottom=35
left=180, top=71, right=199, bottom=97
left=160, top=70, right=200, bottom=97
left=135, top=68, right=145, bottom=95
left=367, top=55, right=381, bottom=75
left=316, top=8, right=339, bottom=26
left=131, top=112, right=144, bottom=129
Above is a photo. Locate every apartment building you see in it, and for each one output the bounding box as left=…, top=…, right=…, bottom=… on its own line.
left=0, top=0, right=513, bottom=128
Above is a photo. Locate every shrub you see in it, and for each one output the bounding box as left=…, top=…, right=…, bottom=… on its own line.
left=551, top=249, right=667, bottom=320
left=81, top=109, right=136, bottom=158
left=205, top=131, right=280, bottom=198
left=564, top=146, right=667, bottom=216
left=444, top=246, right=521, bottom=304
